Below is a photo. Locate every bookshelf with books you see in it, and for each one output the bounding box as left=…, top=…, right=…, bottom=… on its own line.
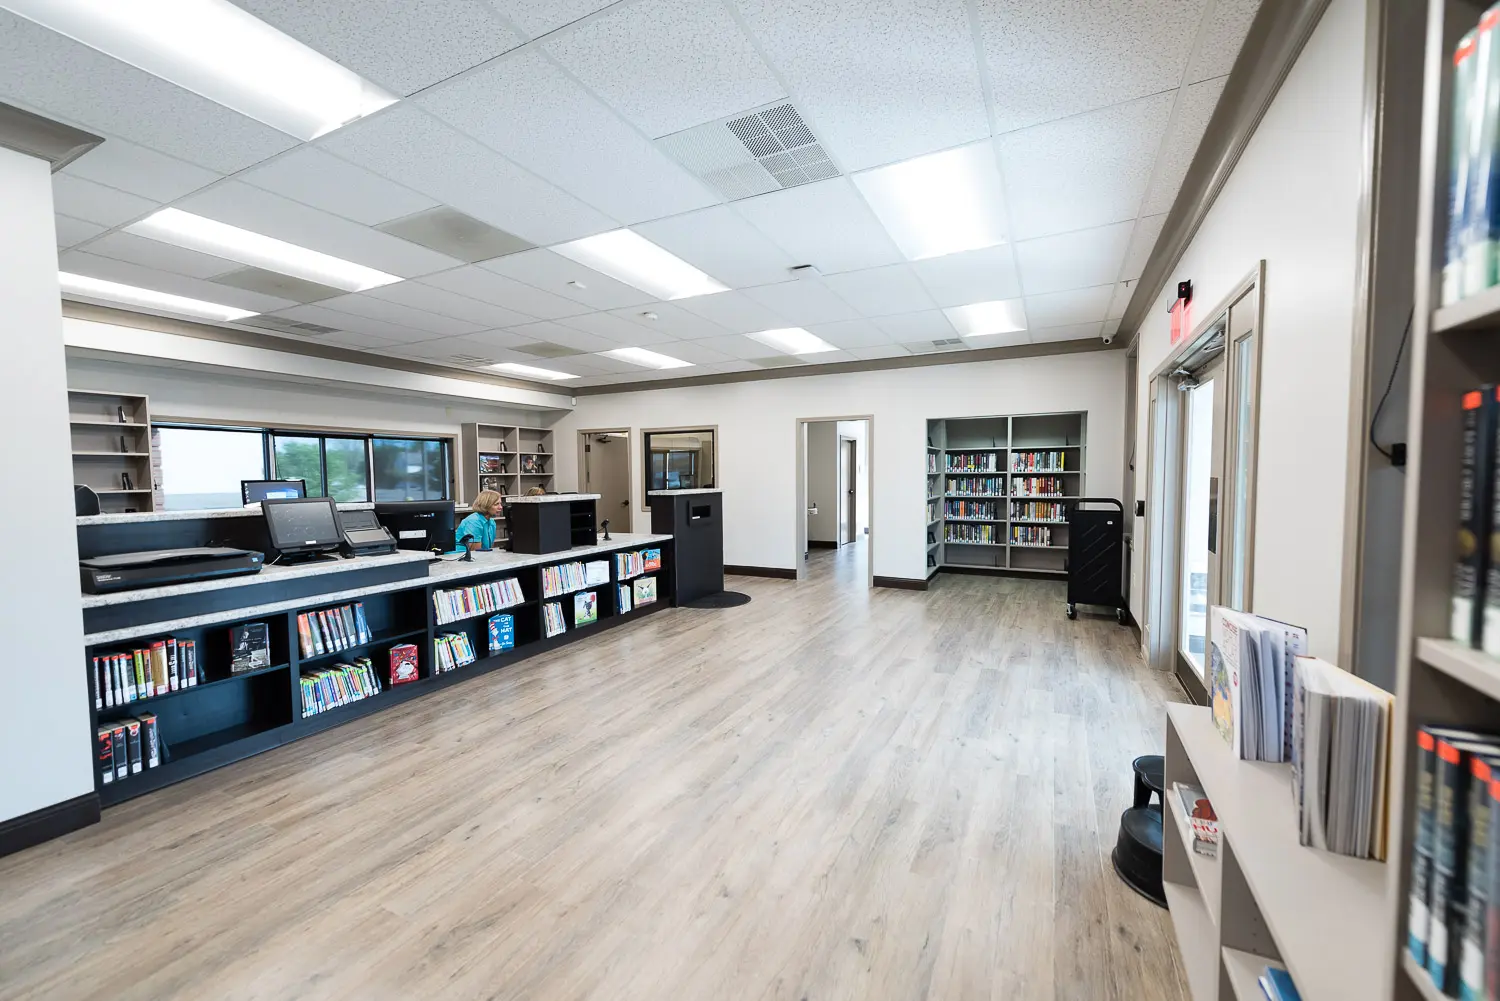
left=459, top=424, right=556, bottom=541
left=68, top=389, right=159, bottom=513
left=924, top=412, right=1085, bottom=576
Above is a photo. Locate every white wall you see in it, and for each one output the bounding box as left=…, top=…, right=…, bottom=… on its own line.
left=555, top=351, right=1127, bottom=580
left=838, top=418, right=870, bottom=535
left=1, top=147, right=94, bottom=824
left=1130, top=0, right=1368, bottom=661
left=806, top=422, right=838, bottom=543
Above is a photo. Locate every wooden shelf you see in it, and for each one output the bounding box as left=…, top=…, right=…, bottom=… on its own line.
left=70, top=419, right=148, bottom=428
left=945, top=517, right=1004, bottom=523
left=98, top=663, right=290, bottom=711
left=1010, top=519, right=1067, bottom=525
left=93, top=488, right=153, bottom=495
left=1432, top=283, right=1500, bottom=334
left=1222, top=949, right=1282, bottom=1001
left=1167, top=784, right=1222, bottom=919
left=1414, top=636, right=1500, bottom=702
left=298, top=627, right=429, bottom=666
left=943, top=539, right=1003, bottom=546
left=73, top=451, right=151, bottom=458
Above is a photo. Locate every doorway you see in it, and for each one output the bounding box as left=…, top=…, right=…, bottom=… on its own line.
left=796, top=416, right=873, bottom=585
left=840, top=437, right=857, bottom=546
left=578, top=429, right=632, bottom=534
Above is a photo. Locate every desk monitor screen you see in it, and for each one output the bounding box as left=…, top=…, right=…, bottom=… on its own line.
left=243, top=479, right=306, bottom=504
left=374, top=501, right=455, bottom=553
left=262, top=497, right=343, bottom=558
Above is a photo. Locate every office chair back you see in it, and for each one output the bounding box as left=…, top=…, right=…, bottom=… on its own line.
left=74, top=484, right=101, bottom=516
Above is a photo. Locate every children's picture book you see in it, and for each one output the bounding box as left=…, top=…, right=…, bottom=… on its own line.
left=388, top=643, right=420, bottom=686
left=642, top=548, right=662, bottom=571
left=633, top=576, right=657, bottom=606
left=488, top=613, right=515, bottom=654
left=575, top=591, right=598, bottom=626
left=1209, top=607, right=1307, bottom=761
left=617, top=584, right=632, bottom=614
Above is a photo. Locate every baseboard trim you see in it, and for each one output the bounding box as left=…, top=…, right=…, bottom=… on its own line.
left=807, top=540, right=838, bottom=550
left=874, top=575, right=929, bottom=591
left=939, top=566, right=1066, bottom=579
left=0, top=792, right=100, bottom=858
left=725, top=564, right=797, bottom=580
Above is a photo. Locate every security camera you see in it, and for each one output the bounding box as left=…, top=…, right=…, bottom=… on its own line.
left=1101, top=333, right=1114, bottom=346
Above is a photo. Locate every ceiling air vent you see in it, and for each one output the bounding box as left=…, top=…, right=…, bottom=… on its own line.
left=241, top=316, right=340, bottom=336
left=513, top=342, right=583, bottom=359
left=445, top=353, right=499, bottom=368
left=377, top=207, right=532, bottom=263
left=656, top=100, right=839, bottom=201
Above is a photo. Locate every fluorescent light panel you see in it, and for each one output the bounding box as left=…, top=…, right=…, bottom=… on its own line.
left=853, top=143, right=1008, bottom=261
left=128, top=209, right=400, bottom=293
left=554, top=230, right=728, bottom=301
left=59, top=272, right=257, bottom=321
left=745, top=327, right=837, bottom=355
left=599, top=347, right=693, bottom=370
left=490, top=362, right=577, bottom=381
left=1, top=0, right=395, bottom=141
left=944, top=299, right=1027, bottom=338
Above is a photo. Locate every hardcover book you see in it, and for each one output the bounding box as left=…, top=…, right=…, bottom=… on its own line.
left=230, top=622, right=272, bottom=673
left=574, top=591, right=598, bottom=626
left=488, top=613, right=515, bottom=654
left=388, top=643, right=420, bottom=686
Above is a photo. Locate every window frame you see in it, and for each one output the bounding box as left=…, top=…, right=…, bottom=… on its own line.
left=641, top=426, right=717, bottom=510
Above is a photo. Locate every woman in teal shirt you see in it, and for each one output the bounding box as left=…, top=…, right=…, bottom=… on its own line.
left=457, top=489, right=501, bottom=551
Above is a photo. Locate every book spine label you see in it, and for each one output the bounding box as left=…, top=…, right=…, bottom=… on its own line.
left=1454, top=388, right=1497, bottom=646
left=91, top=657, right=102, bottom=710
left=1414, top=729, right=1441, bottom=964
left=167, top=637, right=179, bottom=691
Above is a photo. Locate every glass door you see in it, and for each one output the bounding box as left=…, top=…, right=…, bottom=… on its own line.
left=1178, top=353, right=1227, bottom=682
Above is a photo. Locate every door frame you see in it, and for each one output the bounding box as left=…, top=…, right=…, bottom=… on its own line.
left=795, top=415, right=874, bottom=586
left=576, top=426, right=632, bottom=531
left=839, top=435, right=858, bottom=546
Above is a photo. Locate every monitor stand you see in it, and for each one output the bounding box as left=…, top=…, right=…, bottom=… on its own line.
left=276, top=548, right=341, bottom=566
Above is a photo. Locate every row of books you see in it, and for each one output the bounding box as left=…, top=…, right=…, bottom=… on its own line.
left=946, top=451, right=999, bottom=472
left=612, top=549, right=661, bottom=580
left=1011, top=525, right=1055, bottom=547
left=96, top=714, right=160, bottom=784
left=1444, top=15, right=1500, bottom=306
left=945, top=499, right=998, bottom=521
left=1407, top=726, right=1500, bottom=997
left=434, top=632, right=477, bottom=673
left=1012, top=500, right=1066, bottom=522
left=296, top=603, right=372, bottom=658
left=542, top=560, right=610, bottom=598
left=1011, top=450, right=1067, bottom=472
left=300, top=657, right=383, bottom=717
left=433, top=577, right=525, bottom=625
left=925, top=452, right=938, bottom=474
left=946, top=476, right=1004, bottom=497
left=93, top=637, right=200, bottom=708
left=1012, top=476, right=1066, bottom=497
left=927, top=500, right=940, bottom=523
left=1451, top=387, right=1500, bottom=653
left=543, top=601, right=567, bottom=638
left=946, top=524, right=997, bottom=545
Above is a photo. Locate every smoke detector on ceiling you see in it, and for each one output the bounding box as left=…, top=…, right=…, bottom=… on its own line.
left=656, top=100, right=840, bottom=201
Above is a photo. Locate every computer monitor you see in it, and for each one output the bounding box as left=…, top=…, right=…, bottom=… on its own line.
left=374, top=501, right=456, bottom=553
left=243, top=479, right=306, bottom=504
left=262, top=497, right=343, bottom=561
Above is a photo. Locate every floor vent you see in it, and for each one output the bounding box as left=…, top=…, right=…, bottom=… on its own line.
left=656, top=101, right=839, bottom=201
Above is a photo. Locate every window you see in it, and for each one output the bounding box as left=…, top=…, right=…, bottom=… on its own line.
left=643, top=428, right=715, bottom=508
left=373, top=437, right=449, bottom=501
left=271, top=434, right=372, bottom=501
left=156, top=426, right=267, bottom=510
left=272, top=435, right=324, bottom=497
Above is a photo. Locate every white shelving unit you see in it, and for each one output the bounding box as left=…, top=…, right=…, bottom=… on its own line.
left=458, top=423, right=556, bottom=544
left=68, top=388, right=158, bottom=513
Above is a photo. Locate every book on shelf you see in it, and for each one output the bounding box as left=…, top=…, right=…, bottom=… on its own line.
left=1208, top=607, right=1308, bottom=761
left=945, top=451, right=999, bottom=473
left=1447, top=10, right=1500, bottom=306
left=1257, top=967, right=1300, bottom=1001
left=433, top=578, right=524, bottom=625
left=945, top=498, right=997, bottom=521
left=574, top=591, right=598, bottom=626
left=93, top=638, right=200, bottom=707
left=946, top=522, right=996, bottom=545
left=1010, top=450, right=1066, bottom=473
left=95, top=713, right=159, bottom=784
left=1172, top=783, right=1218, bottom=858
left=615, top=551, right=645, bottom=580
left=520, top=453, right=545, bottom=474
left=1011, top=500, right=1065, bottom=522
left=301, top=656, right=382, bottom=717
left=478, top=453, right=502, bottom=474
left=1010, top=524, right=1054, bottom=547
left=542, top=562, right=589, bottom=597
left=479, top=475, right=504, bottom=493
left=584, top=561, right=610, bottom=586
left=945, top=475, right=1004, bottom=497
left=543, top=601, right=567, bottom=638
left=230, top=622, right=272, bottom=673
left=388, top=643, right=420, bottom=686
left=633, top=576, right=657, bottom=606
left=433, top=632, right=477, bottom=673
left=1410, top=727, right=1493, bottom=966
left=617, top=584, right=633, bottom=613
left=1012, top=475, right=1064, bottom=497
left=642, top=549, right=662, bottom=571
left=296, top=604, right=371, bottom=658
left=1453, top=387, right=1498, bottom=647
left=926, top=453, right=938, bottom=474
left=488, top=613, right=514, bottom=654
left=1291, top=656, right=1392, bottom=862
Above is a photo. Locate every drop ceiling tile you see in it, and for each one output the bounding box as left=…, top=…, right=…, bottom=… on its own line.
left=50, top=175, right=155, bottom=229
left=690, top=334, right=778, bottom=361
left=822, top=264, right=936, bottom=318
left=86, top=232, right=239, bottom=279
left=314, top=292, right=484, bottom=337
left=561, top=311, right=679, bottom=347
left=1142, top=77, right=1229, bottom=216
left=312, top=329, right=408, bottom=352
left=703, top=359, right=762, bottom=374
left=742, top=279, right=860, bottom=325
left=732, top=0, right=989, bottom=170
left=1186, top=0, right=1262, bottom=84
left=546, top=0, right=784, bottom=138
left=238, top=148, right=438, bottom=226
left=320, top=106, right=615, bottom=245
left=805, top=318, right=896, bottom=349
left=1104, top=318, right=1123, bottom=336
left=734, top=178, right=904, bottom=274
left=1120, top=214, right=1168, bottom=282
left=962, top=330, right=1030, bottom=349
left=509, top=321, right=617, bottom=354
left=486, top=0, right=616, bottom=36
left=633, top=206, right=798, bottom=289
left=364, top=282, right=534, bottom=329
left=872, top=310, right=958, bottom=341
left=63, top=137, right=220, bottom=203
left=910, top=245, right=1023, bottom=307
left=1023, top=285, right=1114, bottom=328
left=602, top=303, right=728, bottom=340
left=175, top=182, right=462, bottom=278
left=454, top=328, right=532, bottom=352
left=418, top=50, right=718, bottom=224
left=420, top=266, right=589, bottom=320
left=1015, top=221, right=1134, bottom=296
left=272, top=303, right=436, bottom=343
left=653, top=339, right=734, bottom=365
left=846, top=343, right=912, bottom=360
left=481, top=248, right=657, bottom=310
left=55, top=215, right=106, bottom=249
left=1029, top=322, right=1105, bottom=344
left=0, top=11, right=294, bottom=174
left=673, top=290, right=790, bottom=333
left=382, top=335, right=506, bottom=365
left=1107, top=282, right=1135, bottom=320
left=976, top=0, right=1209, bottom=134
left=998, top=91, right=1176, bottom=241
left=228, top=0, right=521, bottom=95
left=59, top=251, right=295, bottom=313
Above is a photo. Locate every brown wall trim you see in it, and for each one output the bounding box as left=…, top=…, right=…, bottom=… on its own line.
left=874, top=575, right=930, bottom=591
left=0, top=101, right=101, bottom=170
left=0, top=792, right=100, bottom=859
left=725, top=565, right=797, bottom=580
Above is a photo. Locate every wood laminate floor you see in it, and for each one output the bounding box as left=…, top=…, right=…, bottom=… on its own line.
left=0, top=544, right=1190, bottom=1001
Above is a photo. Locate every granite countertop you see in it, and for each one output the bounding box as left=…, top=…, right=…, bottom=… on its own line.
left=79, top=502, right=478, bottom=526
left=426, top=533, right=670, bottom=585
left=503, top=493, right=601, bottom=504
left=646, top=488, right=721, bottom=496
left=80, top=550, right=430, bottom=608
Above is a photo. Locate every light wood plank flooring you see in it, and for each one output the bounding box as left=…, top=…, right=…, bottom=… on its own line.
left=0, top=546, right=1190, bottom=1001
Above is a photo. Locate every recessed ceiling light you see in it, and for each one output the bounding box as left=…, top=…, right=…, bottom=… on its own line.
left=489, top=362, right=578, bottom=381
left=59, top=272, right=257, bottom=322
left=600, top=347, right=694, bottom=370
left=555, top=230, right=728, bottom=300
left=944, top=299, right=1028, bottom=338
left=1, top=0, right=396, bottom=141
left=853, top=143, right=1008, bottom=260
left=128, top=209, right=401, bottom=293
left=745, top=327, right=838, bottom=355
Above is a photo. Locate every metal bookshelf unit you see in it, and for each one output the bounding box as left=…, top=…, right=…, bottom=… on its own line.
left=924, top=412, right=1085, bottom=578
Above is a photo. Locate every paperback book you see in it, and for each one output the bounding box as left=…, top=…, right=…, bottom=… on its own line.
left=633, top=576, right=657, bottom=606
left=1208, top=607, right=1308, bottom=762
left=388, top=643, right=420, bottom=686
left=1173, top=783, right=1218, bottom=859
left=574, top=591, right=598, bottom=626
left=488, top=613, right=515, bottom=654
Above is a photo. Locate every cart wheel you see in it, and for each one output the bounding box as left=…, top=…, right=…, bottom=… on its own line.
left=1116, top=608, right=1126, bottom=626
left=1066, top=603, right=1077, bottom=620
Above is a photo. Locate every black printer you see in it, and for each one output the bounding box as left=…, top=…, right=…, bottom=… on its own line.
left=80, top=547, right=264, bottom=594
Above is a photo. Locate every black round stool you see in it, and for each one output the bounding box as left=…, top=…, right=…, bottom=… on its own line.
left=1132, top=754, right=1165, bottom=808
left=1112, top=754, right=1167, bottom=908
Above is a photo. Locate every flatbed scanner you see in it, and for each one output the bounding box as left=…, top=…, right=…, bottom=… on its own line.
left=80, top=547, right=265, bottom=595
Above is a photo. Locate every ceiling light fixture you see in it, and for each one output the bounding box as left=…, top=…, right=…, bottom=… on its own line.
left=554, top=230, right=728, bottom=300
left=599, top=347, right=693, bottom=370
left=1, top=0, right=396, bottom=141
left=489, top=362, right=578, bottom=381
left=128, top=209, right=401, bottom=292
left=944, top=299, right=1028, bottom=338
left=853, top=143, right=1008, bottom=260
left=59, top=272, right=257, bottom=321
left=745, top=327, right=837, bottom=355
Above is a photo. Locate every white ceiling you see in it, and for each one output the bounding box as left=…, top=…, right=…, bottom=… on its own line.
left=9, top=0, right=1263, bottom=389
